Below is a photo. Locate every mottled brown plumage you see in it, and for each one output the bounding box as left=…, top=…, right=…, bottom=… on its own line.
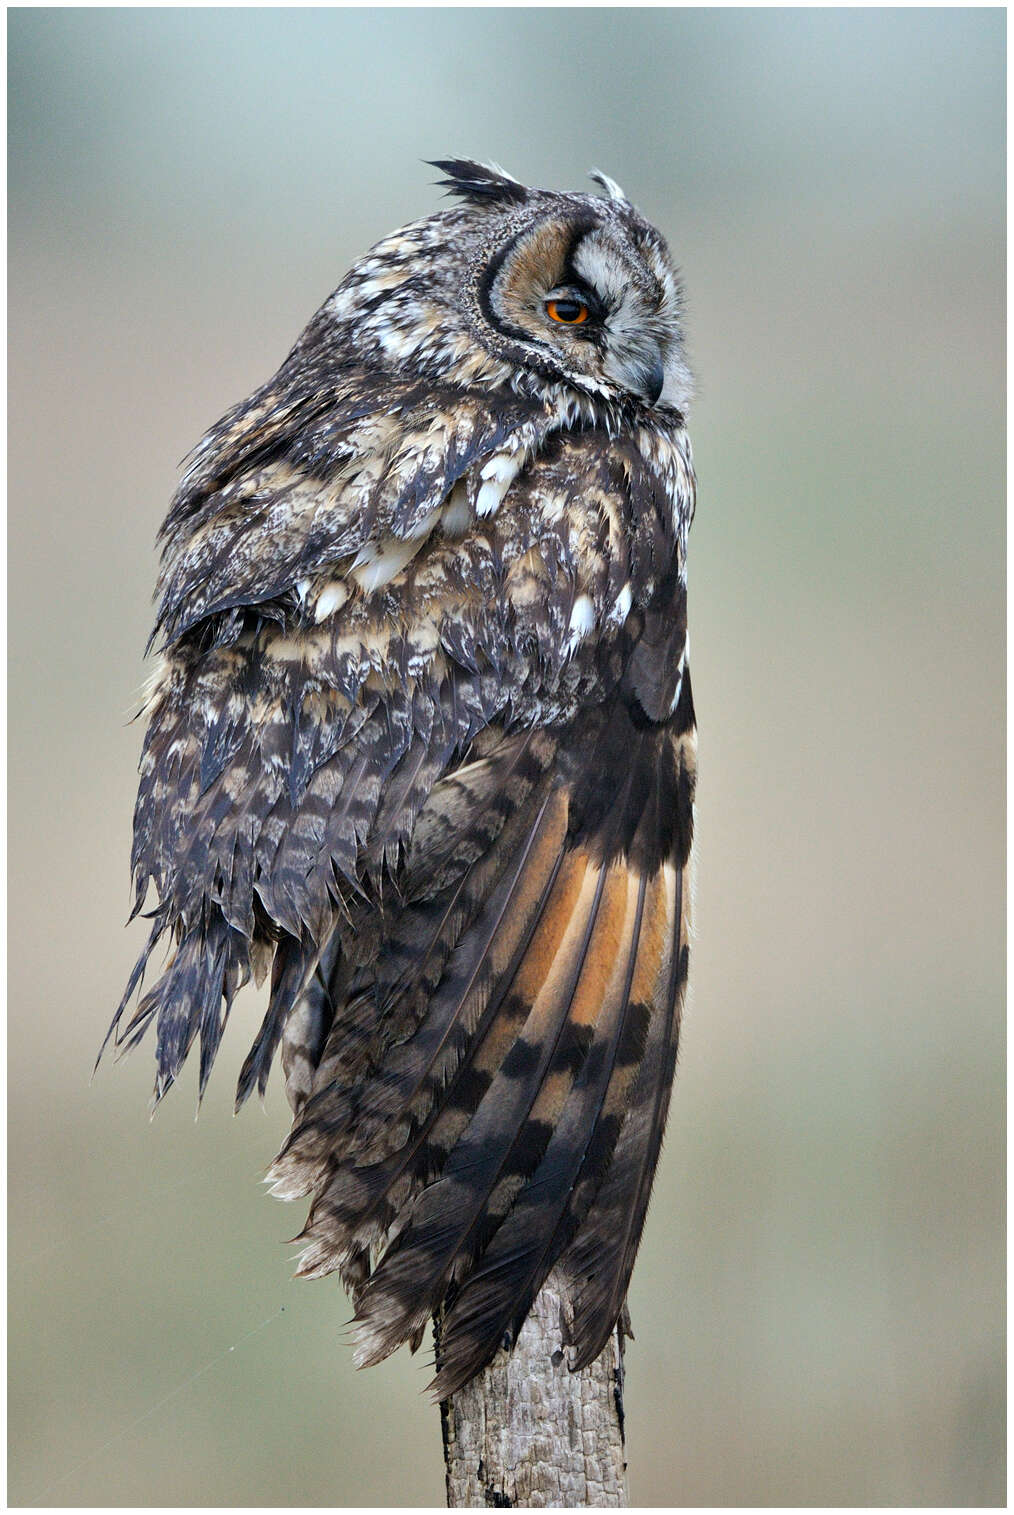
left=104, top=160, right=698, bottom=1395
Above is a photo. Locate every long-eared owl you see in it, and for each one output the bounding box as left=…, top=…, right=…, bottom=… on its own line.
left=105, top=161, right=698, bottom=1396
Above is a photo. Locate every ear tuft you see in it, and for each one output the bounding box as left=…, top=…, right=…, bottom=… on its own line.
left=427, top=158, right=528, bottom=207
left=588, top=169, right=629, bottom=204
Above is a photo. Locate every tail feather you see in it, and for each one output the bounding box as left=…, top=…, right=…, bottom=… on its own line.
left=234, top=940, right=316, bottom=1110
left=268, top=780, right=567, bottom=1204
left=348, top=850, right=617, bottom=1366
left=562, top=863, right=688, bottom=1369
left=279, top=935, right=342, bottom=1116
left=290, top=827, right=569, bottom=1295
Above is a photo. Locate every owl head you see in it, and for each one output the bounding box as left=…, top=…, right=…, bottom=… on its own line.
left=320, top=159, right=693, bottom=416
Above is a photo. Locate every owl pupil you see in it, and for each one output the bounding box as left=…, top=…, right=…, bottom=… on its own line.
left=546, top=297, right=589, bottom=325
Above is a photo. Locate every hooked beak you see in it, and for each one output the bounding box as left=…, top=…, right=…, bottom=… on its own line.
left=604, top=336, right=670, bottom=408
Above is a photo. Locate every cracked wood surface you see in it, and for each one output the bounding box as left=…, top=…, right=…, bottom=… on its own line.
left=438, top=1271, right=628, bottom=1507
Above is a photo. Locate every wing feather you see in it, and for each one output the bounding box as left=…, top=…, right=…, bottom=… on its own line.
left=268, top=679, right=695, bottom=1381
left=348, top=851, right=615, bottom=1367
left=108, top=315, right=698, bottom=1391
left=428, top=867, right=651, bottom=1395
left=268, top=778, right=568, bottom=1206
left=563, top=859, right=689, bottom=1369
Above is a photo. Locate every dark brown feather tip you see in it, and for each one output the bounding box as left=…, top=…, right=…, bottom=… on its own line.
left=426, top=158, right=528, bottom=206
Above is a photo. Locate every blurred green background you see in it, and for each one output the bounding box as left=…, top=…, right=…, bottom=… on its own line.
left=8, top=8, right=1004, bottom=1506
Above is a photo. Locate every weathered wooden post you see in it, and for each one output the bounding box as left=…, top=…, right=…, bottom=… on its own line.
left=437, top=1271, right=628, bottom=1507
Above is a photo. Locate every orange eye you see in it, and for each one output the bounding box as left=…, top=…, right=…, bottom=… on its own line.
left=546, top=298, right=589, bottom=325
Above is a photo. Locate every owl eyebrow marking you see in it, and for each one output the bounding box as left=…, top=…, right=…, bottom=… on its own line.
left=560, top=218, right=602, bottom=290
left=478, top=225, right=542, bottom=344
